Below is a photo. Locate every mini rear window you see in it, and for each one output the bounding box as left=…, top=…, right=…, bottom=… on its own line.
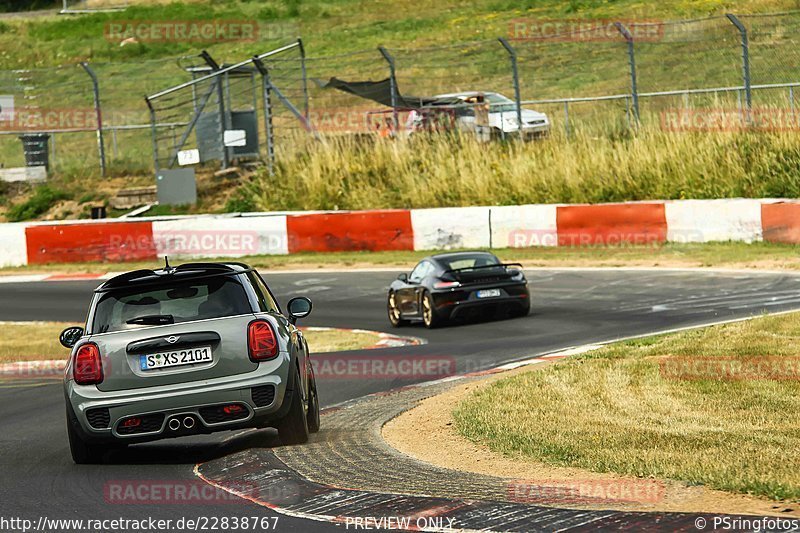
left=92, top=276, right=251, bottom=334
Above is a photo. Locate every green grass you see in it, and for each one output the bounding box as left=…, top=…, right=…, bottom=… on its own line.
left=453, top=312, right=800, bottom=500
left=6, top=185, right=69, bottom=221
left=3, top=241, right=800, bottom=275
left=2, top=0, right=800, bottom=216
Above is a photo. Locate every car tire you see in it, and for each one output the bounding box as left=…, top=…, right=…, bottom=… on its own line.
left=387, top=291, right=409, bottom=327
left=421, top=290, right=444, bottom=329
left=513, top=301, right=531, bottom=318
left=276, top=368, right=309, bottom=445
left=306, top=366, right=320, bottom=434
left=66, top=406, right=104, bottom=465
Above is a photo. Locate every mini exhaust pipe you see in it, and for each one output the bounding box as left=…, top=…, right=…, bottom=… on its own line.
left=168, top=418, right=181, bottom=431
left=182, top=416, right=195, bottom=429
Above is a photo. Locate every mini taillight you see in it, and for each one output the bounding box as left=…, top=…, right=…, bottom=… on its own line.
left=434, top=280, right=460, bottom=289
left=73, top=343, right=103, bottom=385
left=248, top=320, right=278, bottom=362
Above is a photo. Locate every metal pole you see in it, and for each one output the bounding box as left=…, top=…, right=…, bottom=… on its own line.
left=378, top=46, right=399, bottom=131
left=564, top=101, right=570, bottom=138
left=80, top=62, right=106, bottom=176
left=298, top=38, right=310, bottom=121
left=201, top=51, right=229, bottom=169
left=145, top=97, right=159, bottom=172
left=498, top=37, right=523, bottom=139
left=614, top=22, right=639, bottom=123
left=253, top=58, right=275, bottom=176
left=726, top=14, right=752, bottom=123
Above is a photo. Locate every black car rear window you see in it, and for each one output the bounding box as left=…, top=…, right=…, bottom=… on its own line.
left=439, top=254, right=500, bottom=271
left=92, top=276, right=252, bottom=333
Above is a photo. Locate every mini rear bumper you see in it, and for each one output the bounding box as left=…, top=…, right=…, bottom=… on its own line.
left=65, top=352, right=292, bottom=444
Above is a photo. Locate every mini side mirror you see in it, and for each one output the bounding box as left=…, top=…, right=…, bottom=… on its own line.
left=397, top=273, right=408, bottom=282
left=59, top=326, right=84, bottom=349
left=287, top=297, right=312, bottom=324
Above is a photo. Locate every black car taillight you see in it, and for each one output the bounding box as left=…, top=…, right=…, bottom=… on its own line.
left=248, top=320, right=278, bottom=362
left=73, top=343, right=103, bottom=385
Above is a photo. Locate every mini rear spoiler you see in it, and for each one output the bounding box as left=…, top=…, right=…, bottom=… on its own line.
left=442, top=263, right=523, bottom=276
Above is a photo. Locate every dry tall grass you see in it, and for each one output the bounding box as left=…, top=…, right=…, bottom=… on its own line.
left=247, top=124, right=800, bottom=210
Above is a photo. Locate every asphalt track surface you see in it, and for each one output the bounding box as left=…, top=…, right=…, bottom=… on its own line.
left=3, top=268, right=800, bottom=532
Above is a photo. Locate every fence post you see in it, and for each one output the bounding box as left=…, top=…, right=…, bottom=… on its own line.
left=253, top=57, right=275, bottom=176
left=378, top=46, right=399, bottom=131
left=145, top=97, right=160, bottom=172
left=614, top=22, right=639, bottom=124
left=79, top=62, right=106, bottom=176
left=726, top=14, right=752, bottom=122
left=498, top=37, right=523, bottom=138
left=297, top=38, right=310, bottom=122
left=200, top=51, right=229, bottom=169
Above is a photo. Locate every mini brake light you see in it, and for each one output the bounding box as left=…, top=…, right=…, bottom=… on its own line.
left=223, top=404, right=244, bottom=415
left=122, top=417, right=141, bottom=428
left=73, top=343, right=103, bottom=385
left=434, top=280, right=460, bottom=289
left=248, top=320, right=278, bottom=362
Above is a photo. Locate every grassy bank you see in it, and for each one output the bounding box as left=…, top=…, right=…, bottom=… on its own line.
left=4, top=242, right=800, bottom=275
left=0, top=322, right=382, bottom=363
left=235, top=127, right=800, bottom=211
left=453, top=312, right=800, bottom=500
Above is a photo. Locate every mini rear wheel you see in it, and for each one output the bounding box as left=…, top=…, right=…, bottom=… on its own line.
left=306, top=366, right=320, bottom=434
left=276, top=369, right=309, bottom=445
left=66, top=406, right=104, bottom=465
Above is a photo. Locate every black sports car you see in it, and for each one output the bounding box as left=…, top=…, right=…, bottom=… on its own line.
left=387, top=251, right=530, bottom=328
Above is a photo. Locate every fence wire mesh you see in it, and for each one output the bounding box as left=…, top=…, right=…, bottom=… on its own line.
left=2, top=12, right=800, bottom=176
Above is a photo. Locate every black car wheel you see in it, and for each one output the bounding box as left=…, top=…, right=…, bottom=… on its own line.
left=421, top=291, right=444, bottom=329
left=387, top=291, right=409, bottom=327
left=306, top=366, right=320, bottom=434
left=66, top=406, right=104, bottom=465
left=276, top=368, right=309, bottom=445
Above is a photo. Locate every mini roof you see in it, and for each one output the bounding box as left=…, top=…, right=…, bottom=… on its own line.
left=96, top=262, right=251, bottom=293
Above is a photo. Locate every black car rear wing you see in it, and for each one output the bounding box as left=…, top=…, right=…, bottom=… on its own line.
left=442, top=263, right=523, bottom=277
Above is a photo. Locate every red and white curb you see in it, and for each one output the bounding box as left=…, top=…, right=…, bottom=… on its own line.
left=3, top=198, right=800, bottom=268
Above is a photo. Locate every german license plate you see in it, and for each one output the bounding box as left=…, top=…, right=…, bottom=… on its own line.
left=140, top=346, right=212, bottom=371
left=476, top=289, right=501, bottom=299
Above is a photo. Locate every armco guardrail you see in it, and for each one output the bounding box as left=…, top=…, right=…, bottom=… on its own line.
left=1, top=199, right=798, bottom=267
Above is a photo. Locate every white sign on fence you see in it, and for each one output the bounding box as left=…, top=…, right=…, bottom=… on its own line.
left=0, top=95, right=14, bottom=122
left=177, top=149, right=200, bottom=166
left=223, top=130, right=247, bottom=147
